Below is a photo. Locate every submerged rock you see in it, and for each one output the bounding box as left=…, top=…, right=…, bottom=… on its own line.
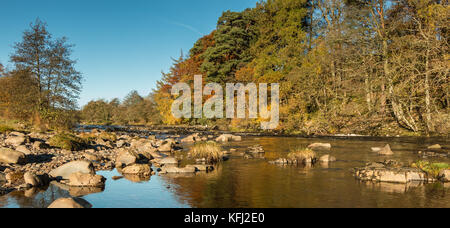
left=48, top=197, right=92, bottom=208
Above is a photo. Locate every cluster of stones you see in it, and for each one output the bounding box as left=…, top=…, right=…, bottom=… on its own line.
left=353, top=160, right=450, bottom=184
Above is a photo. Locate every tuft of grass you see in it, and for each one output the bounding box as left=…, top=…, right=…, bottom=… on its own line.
left=190, top=141, right=223, bottom=164
left=49, top=133, right=88, bottom=151
left=287, top=148, right=317, bottom=164
left=412, top=161, right=450, bottom=178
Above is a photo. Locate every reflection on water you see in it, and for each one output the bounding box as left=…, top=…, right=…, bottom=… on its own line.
left=1, top=136, right=449, bottom=208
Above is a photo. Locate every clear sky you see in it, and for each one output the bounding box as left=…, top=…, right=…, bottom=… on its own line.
left=0, top=0, right=259, bottom=107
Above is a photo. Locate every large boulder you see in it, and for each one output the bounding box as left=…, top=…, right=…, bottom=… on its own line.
left=308, top=143, right=332, bottom=150
left=121, top=164, right=152, bottom=176
left=48, top=198, right=92, bottom=208
left=0, top=148, right=26, bottom=164
left=49, top=161, right=96, bottom=180
left=5, top=136, right=27, bottom=147
left=67, top=172, right=106, bottom=187
left=24, top=172, right=50, bottom=187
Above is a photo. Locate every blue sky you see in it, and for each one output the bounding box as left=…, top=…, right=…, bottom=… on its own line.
left=0, top=0, right=259, bottom=107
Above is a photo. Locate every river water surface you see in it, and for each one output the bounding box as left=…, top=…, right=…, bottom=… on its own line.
left=1, top=136, right=449, bottom=208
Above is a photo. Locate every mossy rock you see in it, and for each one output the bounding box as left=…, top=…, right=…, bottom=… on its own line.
left=0, top=125, right=15, bottom=134
left=49, top=133, right=88, bottom=151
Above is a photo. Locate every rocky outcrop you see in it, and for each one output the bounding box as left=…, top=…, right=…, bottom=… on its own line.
left=67, top=172, right=106, bottom=187
left=48, top=197, right=92, bottom=208
left=0, top=148, right=26, bottom=164
left=49, top=161, right=96, bottom=180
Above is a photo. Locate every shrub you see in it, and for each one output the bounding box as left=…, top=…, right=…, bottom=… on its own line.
left=287, top=148, right=317, bottom=164
left=412, top=161, right=450, bottom=178
left=190, top=141, right=223, bottom=164
left=49, top=133, right=88, bottom=151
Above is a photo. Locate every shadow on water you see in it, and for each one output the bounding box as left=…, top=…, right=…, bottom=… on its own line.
left=1, top=136, right=449, bottom=208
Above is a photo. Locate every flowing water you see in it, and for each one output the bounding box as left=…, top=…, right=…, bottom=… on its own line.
left=1, top=136, right=449, bottom=208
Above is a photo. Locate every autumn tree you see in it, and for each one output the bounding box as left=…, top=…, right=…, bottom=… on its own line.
left=10, top=19, right=82, bottom=127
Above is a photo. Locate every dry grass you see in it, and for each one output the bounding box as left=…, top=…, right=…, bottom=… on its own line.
left=190, top=141, right=223, bottom=164
left=287, top=148, right=317, bottom=164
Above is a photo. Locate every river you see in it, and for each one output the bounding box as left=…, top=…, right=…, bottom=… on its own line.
left=1, top=136, right=449, bottom=208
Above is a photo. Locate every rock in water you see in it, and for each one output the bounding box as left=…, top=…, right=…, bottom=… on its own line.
left=428, top=144, right=442, bottom=150
left=121, top=164, right=152, bottom=176
left=49, top=161, right=96, bottom=180
left=67, top=172, right=106, bottom=187
left=48, top=198, right=92, bottom=208
left=308, top=143, right=332, bottom=150
left=378, top=144, right=394, bottom=155
left=0, top=148, right=26, bottom=164
left=319, top=155, right=336, bottom=163
left=215, top=134, right=241, bottom=142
